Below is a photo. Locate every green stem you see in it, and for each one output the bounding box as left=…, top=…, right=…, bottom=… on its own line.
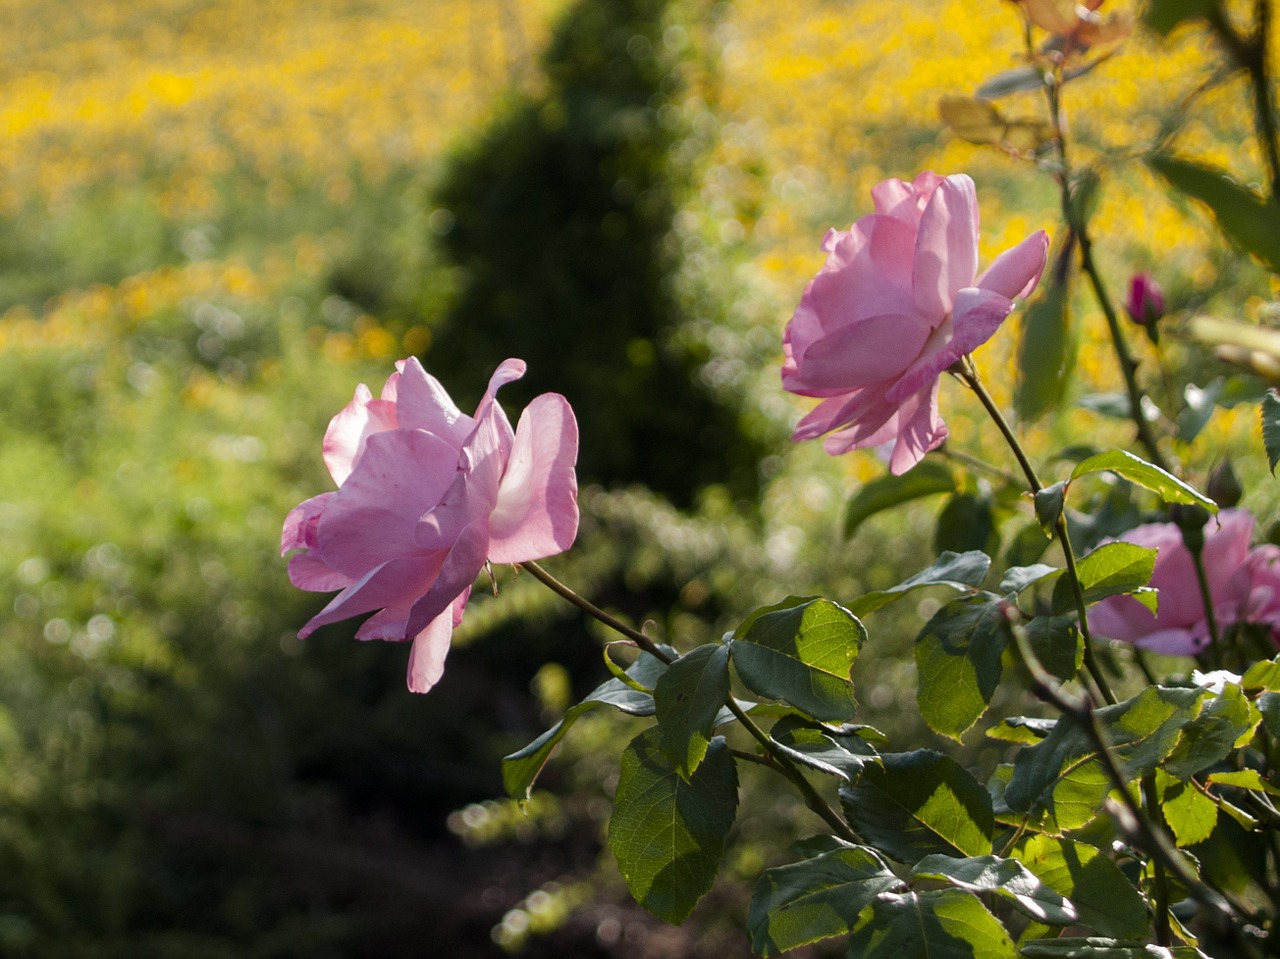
left=958, top=364, right=1116, bottom=705
left=1040, top=63, right=1169, bottom=472
left=1188, top=546, right=1224, bottom=667
left=520, top=560, right=859, bottom=843
left=1141, top=774, right=1173, bottom=947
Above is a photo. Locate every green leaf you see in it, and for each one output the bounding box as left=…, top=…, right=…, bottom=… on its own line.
left=910, top=854, right=1078, bottom=925
left=1034, top=482, right=1066, bottom=534
left=730, top=598, right=865, bottom=722
left=935, top=493, right=1000, bottom=557
left=1263, top=390, right=1280, bottom=475
left=654, top=644, right=731, bottom=779
left=1177, top=379, right=1225, bottom=444
left=848, top=551, right=990, bottom=617
left=1025, top=615, right=1083, bottom=683
left=502, top=646, right=672, bottom=800
left=1001, top=563, right=1057, bottom=595
left=976, top=66, right=1045, bottom=98
left=1145, top=0, right=1221, bottom=34
left=1016, top=272, right=1073, bottom=421
left=1005, top=686, right=1204, bottom=831
left=1158, top=771, right=1219, bottom=846
left=1148, top=154, right=1280, bottom=274
left=915, top=594, right=1007, bottom=740
left=1163, top=683, right=1259, bottom=780
left=1261, top=691, right=1280, bottom=738
left=840, top=750, right=993, bottom=862
left=938, top=95, right=1054, bottom=153
left=1069, top=449, right=1217, bottom=513
left=607, top=729, right=738, bottom=924
left=1206, top=768, right=1280, bottom=794
left=847, top=888, right=1015, bottom=959
left=1013, top=835, right=1147, bottom=938
left=987, top=717, right=1056, bottom=745
left=769, top=715, right=880, bottom=782
left=1068, top=169, right=1102, bottom=232
left=1022, top=939, right=1208, bottom=958
left=747, top=845, right=903, bottom=956
left=844, top=461, right=955, bottom=539
left=1051, top=541, right=1157, bottom=615
left=1242, top=653, right=1280, bottom=691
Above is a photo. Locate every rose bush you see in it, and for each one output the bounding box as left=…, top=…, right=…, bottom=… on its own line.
left=281, top=357, right=579, bottom=692
left=781, top=171, right=1048, bottom=473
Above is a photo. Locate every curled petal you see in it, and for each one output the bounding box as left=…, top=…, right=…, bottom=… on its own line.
left=298, top=555, right=445, bottom=639
left=406, top=611, right=455, bottom=694
left=281, top=492, right=334, bottom=555
left=323, top=384, right=398, bottom=486
left=976, top=229, right=1050, bottom=300
left=405, top=521, right=490, bottom=640
left=784, top=313, right=928, bottom=396
left=489, top=393, right=580, bottom=564
left=392, top=356, right=474, bottom=447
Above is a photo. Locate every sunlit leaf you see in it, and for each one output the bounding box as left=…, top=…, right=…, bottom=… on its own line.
left=1013, top=835, right=1147, bottom=938
left=914, top=594, right=1006, bottom=740
left=654, top=643, right=731, bottom=779
left=938, top=95, right=1054, bottom=154
left=846, top=889, right=1015, bottom=959
left=848, top=551, right=990, bottom=616
left=909, top=853, right=1078, bottom=925
left=608, top=729, right=738, bottom=924
left=1263, top=390, right=1280, bottom=474
left=1069, top=449, right=1217, bottom=512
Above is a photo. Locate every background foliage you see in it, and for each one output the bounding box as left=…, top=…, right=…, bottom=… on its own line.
left=0, top=0, right=1276, bottom=956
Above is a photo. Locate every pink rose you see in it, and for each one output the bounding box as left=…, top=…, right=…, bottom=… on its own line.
left=1125, top=272, right=1164, bottom=327
left=282, top=358, right=579, bottom=693
left=1090, top=509, right=1255, bottom=655
left=781, top=172, right=1049, bottom=474
left=1235, top=543, right=1280, bottom=647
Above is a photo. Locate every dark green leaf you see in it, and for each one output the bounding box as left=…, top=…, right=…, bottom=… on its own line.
left=1001, top=564, right=1058, bottom=596
left=935, top=493, right=1000, bottom=557
left=1051, top=541, right=1157, bottom=615
left=1148, top=154, right=1280, bottom=274
left=848, top=551, right=990, bottom=616
left=654, top=644, right=731, bottom=779
left=1025, top=615, right=1083, bottom=683
left=1016, top=274, right=1073, bottom=421
left=1022, top=939, right=1207, bottom=958
left=730, top=598, right=865, bottom=722
left=914, top=594, right=1007, bottom=740
left=502, top=646, right=672, bottom=800
left=1145, top=0, right=1223, bottom=34
left=846, top=889, right=1015, bottom=959
left=844, top=461, right=955, bottom=539
left=1005, top=686, right=1204, bottom=831
left=1034, top=482, right=1067, bottom=534
left=1163, top=683, right=1258, bottom=780
left=1069, top=449, right=1217, bottom=513
left=1259, top=691, right=1280, bottom=737
left=1069, top=169, right=1102, bottom=232
left=1006, top=521, right=1053, bottom=567
left=840, top=750, right=993, bottom=862
left=1013, top=835, right=1147, bottom=938
left=1077, top=392, right=1136, bottom=419
left=769, top=715, right=880, bottom=782
left=748, top=845, right=902, bottom=956
left=1263, top=390, right=1280, bottom=475
left=910, top=854, right=1078, bottom=925
left=608, top=729, right=738, bottom=924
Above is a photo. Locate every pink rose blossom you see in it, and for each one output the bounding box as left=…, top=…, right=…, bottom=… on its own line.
left=1125, top=272, right=1164, bottom=327
left=781, top=172, right=1049, bottom=474
left=1090, top=509, right=1260, bottom=655
left=282, top=357, right=579, bottom=693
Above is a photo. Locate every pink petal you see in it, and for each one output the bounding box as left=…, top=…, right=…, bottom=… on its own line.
left=288, top=551, right=354, bottom=592
left=405, top=521, right=490, bottom=640
left=784, top=313, right=929, bottom=396
left=281, top=492, right=334, bottom=554
left=298, top=554, right=445, bottom=639
left=976, top=230, right=1050, bottom=300
left=488, top=393, right=580, bottom=564
left=323, top=384, right=399, bottom=486
left=887, top=383, right=947, bottom=475
left=406, top=611, right=455, bottom=693
left=806, top=216, right=917, bottom=331
left=884, top=288, right=1014, bottom=404
left=356, top=605, right=414, bottom=641
left=392, top=357, right=474, bottom=447
left=317, top=429, right=461, bottom=578
left=912, top=174, right=979, bottom=320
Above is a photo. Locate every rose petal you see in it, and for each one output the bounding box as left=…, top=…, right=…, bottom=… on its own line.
left=912, top=174, right=979, bottom=319
left=405, top=521, right=490, bottom=640
left=282, top=492, right=334, bottom=554
left=323, top=384, right=399, bottom=486
left=976, top=229, right=1049, bottom=300
left=392, top=356, right=474, bottom=447
left=406, top=611, right=455, bottom=693
left=784, top=313, right=929, bottom=396
left=298, top=554, right=445, bottom=639
left=488, top=393, right=580, bottom=564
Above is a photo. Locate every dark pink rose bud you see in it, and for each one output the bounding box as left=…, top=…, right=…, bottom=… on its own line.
left=1125, top=272, right=1164, bottom=327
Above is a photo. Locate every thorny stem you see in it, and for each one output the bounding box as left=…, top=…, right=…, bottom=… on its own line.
left=1040, top=60, right=1169, bottom=472
left=519, top=560, right=859, bottom=843
left=958, top=363, right=1117, bottom=705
